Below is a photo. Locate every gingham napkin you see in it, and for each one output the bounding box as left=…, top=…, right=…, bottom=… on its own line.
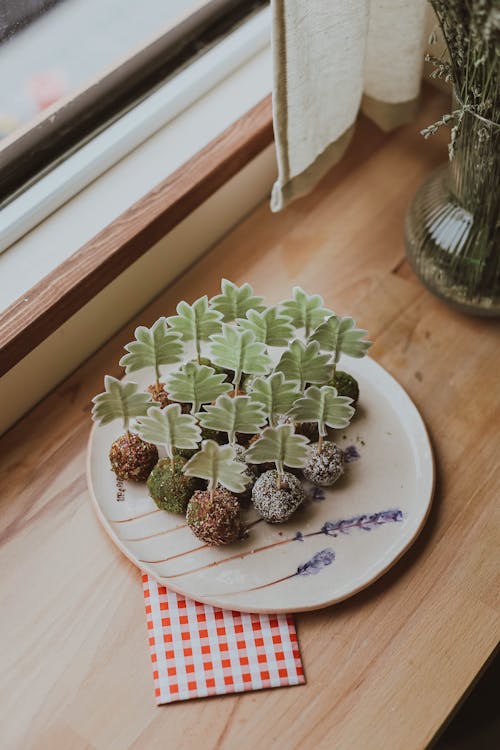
left=142, top=573, right=305, bottom=704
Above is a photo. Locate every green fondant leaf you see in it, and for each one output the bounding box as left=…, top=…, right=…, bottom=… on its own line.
left=290, top=385, right=354, bottom=436
left=91, top=376, right=152, bottom=431
left=237, top=306, right=294, bottom=347
left=275, top=339, right=331, bottom=391
left=119, top=318, right=183, bottom=381
left=310, top=315, right=372, bottom=364
left=166, top=296, right=223, bottom=361
left=209, top=325, right=272, bottom=388
left=210, top=279, right=265, bottom=322
left=245, top=424, right=309, bottom=471
left=247, top=372, right=300, bottom=426
left=135, top=404, right=201, bottom=459
left=196, top=394, right=266, bottom=444
left=280, top=286, right=333, bottom=337
left=164, top=362, right=231, bottom=413
left=183, top=439, right=249, bottom=493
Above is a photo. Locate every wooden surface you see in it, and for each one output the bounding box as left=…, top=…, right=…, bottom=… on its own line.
left=1, top=86, right=499, bottom=750
left=0, top=95, right=273, bottom=377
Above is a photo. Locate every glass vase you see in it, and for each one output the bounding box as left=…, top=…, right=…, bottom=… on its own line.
left=404, top=105, right=500, bottom=316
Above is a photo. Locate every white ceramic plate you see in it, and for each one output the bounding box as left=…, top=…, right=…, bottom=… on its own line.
left=87, top=356, right=434, bottom=613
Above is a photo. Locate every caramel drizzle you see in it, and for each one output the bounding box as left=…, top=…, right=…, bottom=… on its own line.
left=122, top=523, right=188, bottom=542
left=111, top=508, right=162, bottom=524
left=149, top=509, right=403, bottom=593
left=210, top=573, right=295, bottom=596
left=141, top=534, right=291, bottom=575
left=138, top=517, right=264, bottom=564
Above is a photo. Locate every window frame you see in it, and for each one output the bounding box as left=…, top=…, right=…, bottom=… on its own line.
left=0, top=0, right=268, bottom=204
left=0, top=5, right=271, bottom=255
left=0, top=1, right=274, bottom=378
left=0, top=95, right=273, bottom=377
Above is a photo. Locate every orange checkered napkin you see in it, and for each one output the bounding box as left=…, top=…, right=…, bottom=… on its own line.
left=142, top=573, right=305, bottom=704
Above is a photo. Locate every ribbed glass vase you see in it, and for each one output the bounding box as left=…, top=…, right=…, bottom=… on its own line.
left=405, top=105, right=500, bottom=316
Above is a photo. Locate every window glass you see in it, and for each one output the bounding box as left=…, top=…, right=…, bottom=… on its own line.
left=0, top=0, right=267, bottom=201
left=0, top=0, right=206, bottom=140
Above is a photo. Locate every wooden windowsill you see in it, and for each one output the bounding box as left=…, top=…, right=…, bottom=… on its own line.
left=0, top=95, right=273, bottom=377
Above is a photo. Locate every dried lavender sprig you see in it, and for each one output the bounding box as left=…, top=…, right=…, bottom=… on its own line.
left=296, top=548, right=336, bottom=576
left=294, top=509, right=403, bottom=541
left=144, top=508, right=404, bottom=578
left=428, top=0, right=499, bottom=124
left=420, top=111, right=457, bottom=139
left=214, top=548, right=337, bottom=594
left=425, top=54, right=453, bottom=83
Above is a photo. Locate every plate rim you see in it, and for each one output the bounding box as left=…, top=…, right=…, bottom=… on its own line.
left=86, top=356, right=435, bottom=613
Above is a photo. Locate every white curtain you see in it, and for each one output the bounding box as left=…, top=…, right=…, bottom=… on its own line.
left=271, top=0, right=429, bottom=211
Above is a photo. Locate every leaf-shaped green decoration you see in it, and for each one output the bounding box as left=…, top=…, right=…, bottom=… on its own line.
left=91, top=376, right=153, bottom=431
left=237, top=306, right=294, bottom=347
left=196, top=394, right=266, bottom=445
left=209, top=325, right=272, bottom=390
left=210, top=279, right=265, bottom=323
left=119, top=318, right=183, bottom=382
left=281, top=287, right=333, bottom=338
left=275, top=340, right=331, bottom=391
left=183, top=440, right=249, bottom=494
left=310, top=315, right=372, bottom=365
left=164, top=362, right=232, bottom=413
left=166, top=296, right=223, bottom=362
left=248, top=372, right=300, bottom=426
left=135, top=404, right=201, bottom=459
left=245, top=424, right=309, bottom=479
left=290, top=385, right=354, bottom=437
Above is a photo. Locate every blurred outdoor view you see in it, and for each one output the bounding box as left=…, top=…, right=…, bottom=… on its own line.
left=0, top=0, right=201, bottom=140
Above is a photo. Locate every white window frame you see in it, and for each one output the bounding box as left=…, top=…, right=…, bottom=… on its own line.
left=0, top=6, right=271, bottom=257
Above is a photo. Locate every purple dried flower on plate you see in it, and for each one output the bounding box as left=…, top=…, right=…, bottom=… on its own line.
left=296, top=548, right=335, bottom=576
left=154, top=508, right=403, bottom=592
left=344, top=445, right=361, bottom=463
left=310, top=486, right=326, bottom=502
left=209, top=545, right=336, bottom=595
left=320, top=521, right=338, bottom=537
left=378, top=509, right=403, bottom=523
left=318, top=509, right=403, bottom=537
left=357, top=515, right=372, bottom=531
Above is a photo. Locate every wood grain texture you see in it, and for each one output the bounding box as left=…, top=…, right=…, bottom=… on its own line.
left=0, top=95, right=273, bottom=377
left=1, top=86, right=499, bottom=750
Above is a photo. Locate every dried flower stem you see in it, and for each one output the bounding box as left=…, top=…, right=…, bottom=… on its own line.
left=419, top=2, right=500, bottom=300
